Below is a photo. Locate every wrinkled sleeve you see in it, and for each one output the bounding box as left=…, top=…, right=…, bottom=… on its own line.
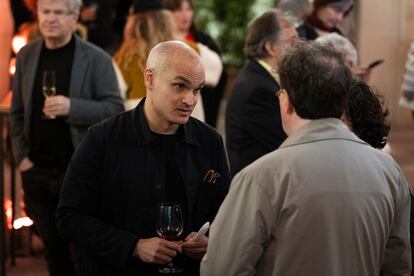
left=201, top=170, right=273, bottom=276
left=380, top=170, right=412, bottom=276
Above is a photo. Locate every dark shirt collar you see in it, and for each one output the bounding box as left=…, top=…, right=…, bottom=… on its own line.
left=42, top=34, right=75, bottom=51
left=132, top=98, right=199, bottom=147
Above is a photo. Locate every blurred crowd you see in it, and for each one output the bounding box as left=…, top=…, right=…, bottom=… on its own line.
left=7, top=0, right=225, bottom=127
left=3, top=0, right=414, bottom=126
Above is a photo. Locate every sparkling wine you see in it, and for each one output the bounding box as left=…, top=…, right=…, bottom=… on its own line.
left=42, top=70, right=56, bottom=119
left=42, top=86, right=56, bottom=98
left=42, top=70, right=56, bottom=98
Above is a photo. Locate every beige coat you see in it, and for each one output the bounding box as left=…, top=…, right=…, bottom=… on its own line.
left=201, top=118, right=411, bottom=276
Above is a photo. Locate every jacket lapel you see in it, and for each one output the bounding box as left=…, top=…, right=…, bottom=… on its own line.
left=69, top=36, right=88, bottom=98
left=248, top=59, right=279, bottom=87
left=23, top=40, right=42, bottom=115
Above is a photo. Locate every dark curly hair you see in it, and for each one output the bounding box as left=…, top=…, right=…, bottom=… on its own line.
left=345, top=80, right=390, bottom=149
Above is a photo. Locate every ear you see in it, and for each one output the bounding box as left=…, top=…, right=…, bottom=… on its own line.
left=144, top=69, right=155, bottom=90
left=264, top=41, right=277, bottom=57
left=279, top=90, right=294, bottom=116
left=71, top=13, right=79, bottom=25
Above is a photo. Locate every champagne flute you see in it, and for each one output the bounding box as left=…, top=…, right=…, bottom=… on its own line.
left=42, top=70, right=56, bottom=119
left=42, top=70, right=56, bottom=98
left=156, top=202, right=184, bottom=274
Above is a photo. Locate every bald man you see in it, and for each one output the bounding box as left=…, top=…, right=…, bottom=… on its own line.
left=56, top=41, right=230, bottom=275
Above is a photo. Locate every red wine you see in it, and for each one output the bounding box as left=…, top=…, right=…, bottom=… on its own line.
left=157, top=229, right=181, bottom=241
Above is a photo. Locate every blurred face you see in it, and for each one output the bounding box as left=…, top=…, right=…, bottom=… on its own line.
left=279, top=19, right=298, bottom=46
left=316, top=4, right=349, bottom=29
left=172, top=1, right=193, bottom=33
left=146, top=53, right=205, bottom=128
left=37, top=0, right=77, bottom=45
left=268, top=19, right=298, bottom=65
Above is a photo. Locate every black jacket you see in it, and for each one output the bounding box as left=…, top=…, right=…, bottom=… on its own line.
left=56, top=100, right=230, bottom=275
left=225, top=59, right=286, bottom=177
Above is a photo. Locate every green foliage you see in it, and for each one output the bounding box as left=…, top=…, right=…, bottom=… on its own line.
left=193, top=0, right=257, bottom=67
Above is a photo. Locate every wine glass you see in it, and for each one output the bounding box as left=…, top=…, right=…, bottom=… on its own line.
left=42, top=70, right=56, bottom=98
left=156, top=202, right=184, bottom=274
left=42, top=70, right=56, bottom=119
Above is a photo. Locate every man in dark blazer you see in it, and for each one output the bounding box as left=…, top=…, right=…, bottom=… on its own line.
left=56, top=41, right=230, bottom=275
left=10, top=0, right=124, bottom=274
left=225, top=9, right=298, bottom=177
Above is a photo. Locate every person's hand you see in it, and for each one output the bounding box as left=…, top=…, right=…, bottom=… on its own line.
left=132, top=237, right=182, bottom=264
left=43, top=95, right=71, bottom=117
left=19, top=157, right=33, bottom=172
left=182, top=232, right=208, bottom=260
left=351, top=66, right=371, bottom=82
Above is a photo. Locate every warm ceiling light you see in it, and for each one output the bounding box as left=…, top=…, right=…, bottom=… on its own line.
left=12, top=35, right=28, bottom=54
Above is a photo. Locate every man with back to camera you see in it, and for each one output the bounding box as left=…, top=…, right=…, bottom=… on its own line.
left=10, top=0, right=124, bottom=274
left=201, top=41, right=411, bottom=276
left=225, top=9, right=298, bottom=177
left=56, top=41, right=230, bottom=275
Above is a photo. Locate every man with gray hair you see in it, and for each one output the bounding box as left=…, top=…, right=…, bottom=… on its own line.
left=202, top=41, right=411, bottom=275
left=225, top=9, right=297, bottom=177
left=10, top=0, right=123, bottom=274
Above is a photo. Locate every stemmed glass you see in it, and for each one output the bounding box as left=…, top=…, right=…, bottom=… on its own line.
left=42, top=70, right=56, bottom=119
left=156, top=202, right=184, bottom=274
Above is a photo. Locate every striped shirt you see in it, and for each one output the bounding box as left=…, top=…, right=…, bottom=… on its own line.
left=402, top=41, right=414, bottom=101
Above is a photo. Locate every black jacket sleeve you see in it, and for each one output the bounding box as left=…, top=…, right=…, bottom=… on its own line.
left=56, top=126, right=138, bottom=268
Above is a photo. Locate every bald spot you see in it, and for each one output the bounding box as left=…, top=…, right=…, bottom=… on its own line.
left=146, top=40, right=204, bottom=76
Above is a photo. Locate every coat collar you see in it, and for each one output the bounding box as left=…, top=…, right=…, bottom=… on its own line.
left=256, top=59, right=280, bottom=83
left=279, top=118, right=368, bottom=149
left=132, top=99, right=199, bottom=147
left=246, top=59, right=279, bottom=86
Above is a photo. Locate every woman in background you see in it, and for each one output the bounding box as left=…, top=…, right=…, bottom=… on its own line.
left=297, top=0, right=353, bottom=40
left=164, top=0, right=225, bottom=127
left=114, top=0, right=174, bottom=107
left=114, top=0, right=206, bottom=122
